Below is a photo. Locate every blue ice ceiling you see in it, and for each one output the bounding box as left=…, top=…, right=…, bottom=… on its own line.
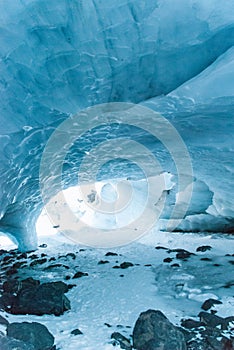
left=0, top=0, right=234, bottom=250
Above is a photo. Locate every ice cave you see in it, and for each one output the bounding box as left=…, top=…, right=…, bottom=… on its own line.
left=0, top=0, right=233, bottom=251
left=0, top=1, right=234, bottom=349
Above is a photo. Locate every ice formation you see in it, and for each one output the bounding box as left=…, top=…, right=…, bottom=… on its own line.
left=0, top=0, right=234, bottom=250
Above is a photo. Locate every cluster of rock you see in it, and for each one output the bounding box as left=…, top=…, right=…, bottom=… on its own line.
left=111, top=306, right=234, bottom=350
left=0, top=277, right=71, bottom=316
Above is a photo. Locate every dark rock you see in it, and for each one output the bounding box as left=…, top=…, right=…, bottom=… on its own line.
left=12, top=261, right=26, bottom=269
left=201, top=299, right=222, bottom=311
left=229, top=260, right=234, bottom=265
left=223, top=281, right=234, bottom=288
left=7, top=322, right=55, bottom=350
left=3, top=277, right=40, bottom=293
left=0, top=315, right=9, bottom=326
left=196, top=246, right=212, bottom=252
left=171, top=263, right=180, bottom=268
left=200, top=257, right=212, bottom=261
left=111, top=332, right=132, bottom=350
left=72, top=271, right=88, bottom=279
left=198, top=312, right=228, bottom=329
left=144, top=264, right=152, bottom=267
left=155, top=246, right=168, bottom=250
left=120, top=262, right=134, bottom=269
left=187, top=339, right=213, bottom=350
left=66, top=253, right=76, bottom=260
left=104, top=323, right=112, bottom=328
left=39, top=244, right=47, bottom=248
left=112, top=265, right=120, bottom=269
left=67, top=284, right=76, bottom=290
left=105, top=252, right=118, bottom=256
left=0, top=332, right=35, bottom=350
left=181, top=318, right=205, bottom=329
left=198, top=326, right=234, bottom=350
left=30, top=258, right=47, bottom=267
left=133, top=309, right=187, bottom=350
left=71, top=328, right=83, bottom=335
left=0, top=278, right=70, bottom=316
left=28, top=254, right=38, bottom=260
left=5, top=268, right=18, bottom=276
left=3, top=256, right=13, bottom=263
left=176, top=250, right=195, bottom=260
left=225, top=315, right=234, bottom=322
left=44, top=264, right=69, bottom=271
left=98, top=260, right=109, bottom=265
left=49, top=257, right=56, bottom=262
left=17, top=253, right=27, bottom=260
left=163, top=257, right=173, bottom=263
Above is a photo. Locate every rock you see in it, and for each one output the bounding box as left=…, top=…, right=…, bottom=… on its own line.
left=71, top=328, right=83, bottom=335
left=120, top=262, right=134, bottom=269
left=66, top=253, right=76, bottom=260
left=0, top=315, right=9, bottom=326
left=49, top=257, right=56, bottom=262
left=196, top=246, right=212, bottom=252
left=39, top=244, right=47, bottom=248
left=44, top=264, right=69, bottom=271
left=155, top=246, right=168, bottom=250
left=111, top=332, right=132, bottom=350
left=72, top=271, right=88, bottom=279
left=5, top=267, right=18, bottom=276
left=17, top=253, right=27, bottom=260
left=104, top=323, right=112, bottom=328
left=199, top=326, right=234, bottom=350
left=105, top=252, right=118, bottom=256
left=30, top=258, right=47, bottom=267
left=28, top=254, right=38, bottom=260
left=171, top=263, right=180, bottom=268
left=0, top=332, right=35, bottom=350
left=181, top=318, right=205, bottom=329
left=0, top=278, right=70, bottom=316
left=201, top=299, right=222, bottom=311
left=98, top=260, right=109, bottom=265
left=200, top=257, right=212, bottom=261
left=176, top=250, right=195, bottom=260
left=7, top=322, right=55, bottom=350
left=163, top=257, right=173, bottom=263
left=198, top=312, right=227, bottom=329
left=133, top=309, right=187, bottom=350
left=187, top=339, right=213, bottom=350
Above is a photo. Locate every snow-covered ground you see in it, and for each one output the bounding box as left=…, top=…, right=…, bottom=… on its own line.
left=1, top=229, right=233, bottom=349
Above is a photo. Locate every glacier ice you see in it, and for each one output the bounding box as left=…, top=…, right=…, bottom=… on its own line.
left=0, top=0, right=234, bottom=250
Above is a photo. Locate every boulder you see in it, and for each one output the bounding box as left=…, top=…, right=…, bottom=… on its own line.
left=111, top=332, right=132, bottom=350
left=0, top=278, right=70, bottom=316
left=133, top=309, right=187, bottom=350
left=0, top=332, right=34, bottom=350
left=7, top=322, right=55, bottom=350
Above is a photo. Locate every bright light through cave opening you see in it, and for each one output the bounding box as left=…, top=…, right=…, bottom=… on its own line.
left=36, top=172, right=175, bottom=242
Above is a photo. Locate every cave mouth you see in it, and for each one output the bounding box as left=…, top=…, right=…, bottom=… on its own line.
left=36, top=171, right=174, bottom=247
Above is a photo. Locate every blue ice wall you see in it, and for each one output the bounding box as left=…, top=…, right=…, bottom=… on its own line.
left=0, top=0, right=234, bottom=250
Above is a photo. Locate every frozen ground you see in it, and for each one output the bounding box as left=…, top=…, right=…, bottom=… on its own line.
left=0, top=230, right=233, bottom=349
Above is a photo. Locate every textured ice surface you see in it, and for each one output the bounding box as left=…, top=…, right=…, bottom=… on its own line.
left=0, top=0, right=234, bottom=250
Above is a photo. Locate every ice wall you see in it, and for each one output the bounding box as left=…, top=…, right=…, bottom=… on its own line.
left=0, top=0, right=234, bottom=250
